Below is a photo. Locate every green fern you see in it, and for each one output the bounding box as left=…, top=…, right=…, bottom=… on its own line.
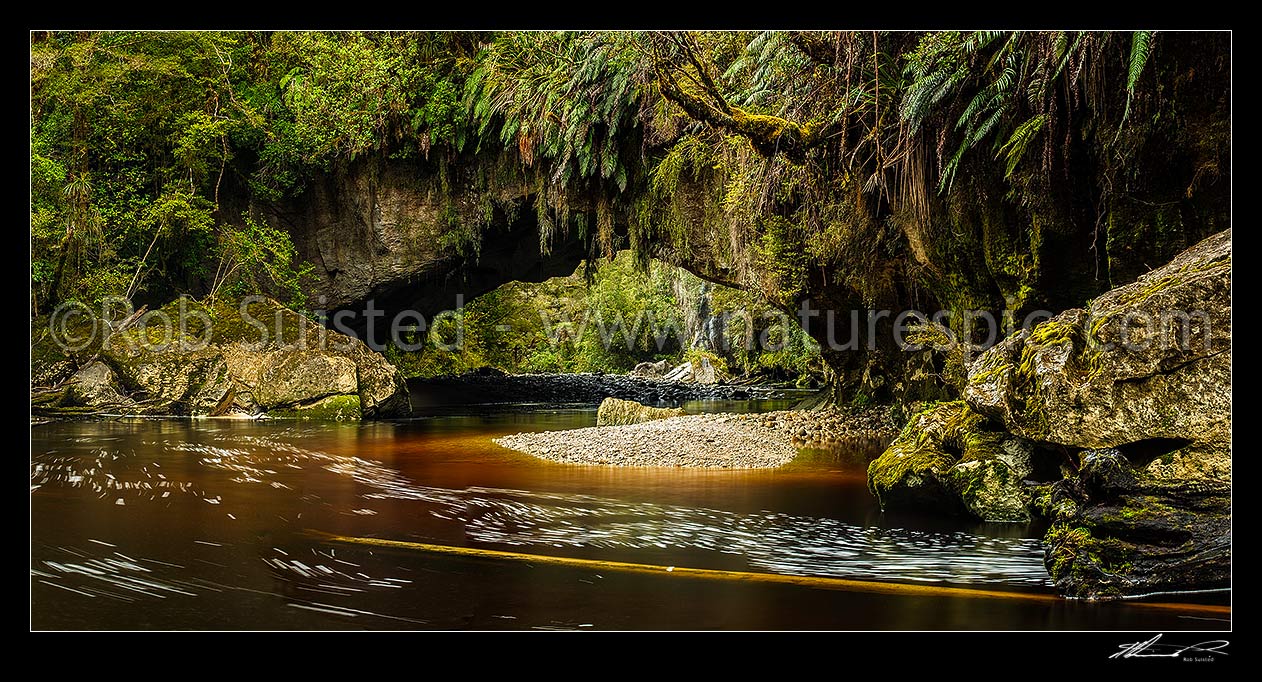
left=996, top=114, right=1047, bottom=178
left=1119, top=30, right=1155, bottom=127
left=1127, top=31, right=1155, bottom=92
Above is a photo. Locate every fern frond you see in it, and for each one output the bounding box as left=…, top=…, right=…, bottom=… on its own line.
left=1118, top=30, right=1156, bottom=130
left=996, top=114, right=1047, bottom=178
left=1127, top=30, right=1155, bottom=93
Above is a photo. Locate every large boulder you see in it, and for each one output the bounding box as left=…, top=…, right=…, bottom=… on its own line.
left=660, top=356, right=724, bottom=385
left=32, top=296, right=410, bottom=420
left=692, top=356, right=720, bottom=384
left=1042, top=445, right=1230, bottom=599
left=867, top=401, right=1037, bottom=522
left=596, top=397, right=685, bottom=426
left=630, top=359, right=672, bottom=378
left=965, top=229, right=1230, bottom=448
left=963, top=229, right=1232, bottom=598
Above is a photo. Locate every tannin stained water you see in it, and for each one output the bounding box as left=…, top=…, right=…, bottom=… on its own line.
left=30, top=403, right=1229, bottom=630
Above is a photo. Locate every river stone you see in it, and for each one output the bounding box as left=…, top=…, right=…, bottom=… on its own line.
left=596, top=397, right=686, bottom=426
left=495, top=413, right=797, bottom=468
left=866, top=401, right=1037, bottom=521
left=64, top=361, right=135, bottom=410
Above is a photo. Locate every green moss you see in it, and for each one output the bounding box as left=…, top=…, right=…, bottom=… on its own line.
left=968, top=362, right=1012, bottom=387
left=868, top=400, right=1026, bottom=520
left=1044, top=520, right=1141, bottom=597
left=269, top=394, right=362, bottom=421
left=1028, top=484, right=1056, bottom=518
left=103, top=296, right=321, bottom=353
left=1008, top=316, right=1081, bottom=438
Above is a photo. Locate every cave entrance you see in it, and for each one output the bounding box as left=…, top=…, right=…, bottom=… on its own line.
left=382, top=250, right=824, bottom=387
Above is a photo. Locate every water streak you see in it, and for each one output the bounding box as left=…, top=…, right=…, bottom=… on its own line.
left=32, top=432, right=1049, bottom=586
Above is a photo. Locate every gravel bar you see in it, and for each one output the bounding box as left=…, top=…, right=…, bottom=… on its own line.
left=494, top=414, right=797, bottom=469
left=494, top=405, right=899, bottom=469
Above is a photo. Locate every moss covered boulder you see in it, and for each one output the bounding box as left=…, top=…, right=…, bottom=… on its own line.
left=961, top=230, right=1232, bottom=598
left=1043, top=445, right=1230, bottom=599
left=965, top=229, right=1231, bottom=448
left=867, top=401, right=1038, bottom=521
left=32, top=296, right=410, bottom=420
left=596, top=397, right=685, bottom=426
left=63, top=361, right=136, bottom=411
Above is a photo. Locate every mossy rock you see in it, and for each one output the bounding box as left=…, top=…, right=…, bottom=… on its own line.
left=270, top=394, right=362, bottom=421
left=867, top=401, right=1038, bottom=521
left=596, top=397, right=685, bottom=426
left=30, top=295, right=410, bottom=420
left=963, top=229, right=1231, bottom=448
left=1042, top=446, right=1230, bottom=599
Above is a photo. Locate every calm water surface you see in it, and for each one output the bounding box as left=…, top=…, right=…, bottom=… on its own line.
left=31, top=400, right=1228, bottom=630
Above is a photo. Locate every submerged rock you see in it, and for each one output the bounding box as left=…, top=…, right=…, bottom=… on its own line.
left=596, top=397, right=686, bottom=426
left=32, top=296, right=410, bottom=420
left=866, top=401, right=1038, bottom=522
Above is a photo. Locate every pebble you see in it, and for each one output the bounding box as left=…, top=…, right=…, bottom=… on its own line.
left=493, top=406, right=897, bottom=469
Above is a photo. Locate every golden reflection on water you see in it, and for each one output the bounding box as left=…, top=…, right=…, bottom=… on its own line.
left=30, top=411, right=1229, bottom=630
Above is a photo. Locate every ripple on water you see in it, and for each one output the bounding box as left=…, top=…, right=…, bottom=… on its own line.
left=32, top=434, right=1050, bottom=587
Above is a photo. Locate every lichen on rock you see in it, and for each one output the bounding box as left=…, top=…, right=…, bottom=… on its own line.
left=866, top=401, right=1038, bottom=522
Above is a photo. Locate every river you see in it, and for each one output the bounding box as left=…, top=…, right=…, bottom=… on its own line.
left=30, top=399, right=1229, bottom=630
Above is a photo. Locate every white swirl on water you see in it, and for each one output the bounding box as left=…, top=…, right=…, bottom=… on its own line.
left=33, top=433, right=1051, bottom=586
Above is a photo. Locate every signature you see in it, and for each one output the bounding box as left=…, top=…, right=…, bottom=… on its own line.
left=1111, top=634, right=1230, bottom=660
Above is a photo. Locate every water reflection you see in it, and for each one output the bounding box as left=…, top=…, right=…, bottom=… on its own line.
left=30, top=415, right=1226, bottom=630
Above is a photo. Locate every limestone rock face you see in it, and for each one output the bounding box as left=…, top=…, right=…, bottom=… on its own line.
left=596, top=397, right=686, bottom=427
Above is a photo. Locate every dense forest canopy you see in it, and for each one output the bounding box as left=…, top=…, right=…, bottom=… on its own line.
left=30, top=30, right=1229, bottom=397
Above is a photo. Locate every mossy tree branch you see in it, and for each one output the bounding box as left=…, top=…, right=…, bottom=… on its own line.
left=654, top=65, right=839, bottom=163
